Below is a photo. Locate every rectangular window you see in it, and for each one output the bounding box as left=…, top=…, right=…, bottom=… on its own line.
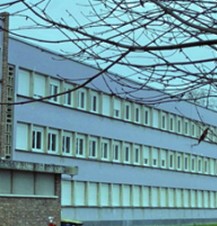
left=111, top=184, right=120, bottom=206
left=90, top=91, right=99, bottom=112
left=160, top=149, right=167, bottom=168
left=134, top=105, right=141, bottom=123
left=204, top=158, right=209, bottom=174
left=16, top=123, right=29, bottom=150
left=151, top=147, right=158, bottom=167
left=76, top=135, right=86, bottom=157
left=197, top=157, right=202, bottom=173
left=191, top=156, right=196, bottom=172
left=63, top=84, right=73, bottom=106
left=101, top=139, right=110, bottom=160
left=152, top=109, right=159, bottom=128
left=191, top=122, right=196, bottom=137
left=113, top=141, right=121, bottom=162
left=143, top=107, right=151, bottom=126
left=184, top=155, right=189, bottom=171
left=176, top=117, right=183, bottom=134
left=161, top=112, right=167, bottom=130
left=133, top=145, right=140, bottom=164
left=32, top=126, right=44, bottom=151
left=184, top=120, right=189, bottom=135
left=143, top=146, right=150, bottom=166
left=62, top=132, right=72, bottom=155
left=102, top=94, right=111, bottom=116
left=169, top=152, right=174, bottom=169
left=176, top=154, right=182, bottom=170
left=49, top=79, right=60, bottom=103
left=124, top=143, right=131, bottom=163
left=77, top=89, right=86, bottom=109
left=48, top=129, right=59, bottom=153
left=18, top=69, right=31, bottom=96
left=33, top=72, right=46, bottom=98
left=89, top=137, right=98, bottom=158
left=113, top=97, right=121, bottom=118
left=169, top=115, right=175, bottom=131
left=124, top=103, right=131, bottom=121
left=122, top=185, right=131, bottom=207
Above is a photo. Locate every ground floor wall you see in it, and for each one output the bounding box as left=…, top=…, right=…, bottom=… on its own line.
left=62, top=207, right=217, bottom=226
left=0, top=168, right=62, bottom=226
left=0, top=196, right=60, bottom=226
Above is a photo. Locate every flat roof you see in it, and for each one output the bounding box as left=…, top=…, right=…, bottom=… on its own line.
left=0, top=159, right=78, bottom=175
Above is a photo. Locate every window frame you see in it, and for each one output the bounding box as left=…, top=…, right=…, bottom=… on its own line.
left=75, top=134, right=86, bottom=157
left=62, top=131, right=72, bottom=156
left=88, top=136, right=98, bottom=159
left=100, top=138, right=110, bottom=161
left=47, top=128, right=59, bottom=154
left=112, top=140, right=121, bottom=162
left=49, top=78, right=60, bottom=103
left=32, top=125, right=44, bottom=152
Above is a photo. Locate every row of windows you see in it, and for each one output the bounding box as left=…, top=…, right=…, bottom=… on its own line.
left=0, top=170, right=55, bottom=196
left=17, top=68, right=217, bottom=143
left=62, top=180, right=217, bottom=208
left=17, top=123, right=217, bottom=176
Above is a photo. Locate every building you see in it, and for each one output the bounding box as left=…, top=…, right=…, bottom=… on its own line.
left=0, top=160, right=77, bottom=226
left=1, top=13, right=217, bottom=226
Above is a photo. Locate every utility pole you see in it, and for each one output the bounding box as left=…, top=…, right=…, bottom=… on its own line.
left=0, top=12, right=14, bottom=159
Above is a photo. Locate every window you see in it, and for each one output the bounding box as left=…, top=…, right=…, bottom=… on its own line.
left=87, top=182, right=98, bottom=206
left=152, top=109, right=159, bottom=128
left=32, top=126, right=44, bottom=151
left=101, top=139, right=110, bottom=160
left=133, top=145, right=140, bottom=164
left=184, top=120, right=189, bottom=135
left=122, top=185, right=131, bottom=206
left=48, top=129, right=59, bottom=153
left=160, top=149, right=167, bottom=168
left=89, top=137, right=98, bottom=158
left=49, top=79, right=60, bottom=103
left=143, top=107, right=151, bottom=126
left=191, top=156, right=196, bottom=172
left=33, top=73, right=46, bottom=98
left=191, top=122, right=196, bottom=137
left=62, top=132, right=72, bottom=155
left=134, top=105, right=141, bottom=123
left=124, top=143, right=131, bottom=163
left=63, top=84, right=73, bottom=106
left=76, top=135, right=86, bottom=157
left=210, top=159, right=215, bottom=175
left=161, top=112, right=167, bottom=130
left=143, top=146, right=150, bottom=166
left=16, top=123, right=29, bottom=150
left=176, top=154, right=182, bottom=170
left=176, top=117, right=182, bottom=133
left=77, top=89, right=86, bottom=109
left=169, top=115, right=175, bottom=131
left=99, top=183, right=110, bottom=206
left=102, top=94, right=111, bottom=116
left=151, top=148, right=158, bottom=167
left=113, top=141, right=121, bottom=162
left=90, top=92, right=99, bottom=112
left=197, top=157, right=202, bottom=173
left=124, top=103, right=131, bottom=121
left=113, top=97, right=121, bottom=118
left=204, top=158, right=209, bottom=174
left=169, top=152, right=174, bottom=169
left=184, top=155, right=189, bottom=171
left=18, top=69, right=31, bottom=96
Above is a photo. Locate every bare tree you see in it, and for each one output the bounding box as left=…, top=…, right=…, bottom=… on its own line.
left=1, top=0, right=217, bottom=105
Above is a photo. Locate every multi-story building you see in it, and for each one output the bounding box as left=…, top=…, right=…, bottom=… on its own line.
left=1, top=13, right=217, bottom=226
